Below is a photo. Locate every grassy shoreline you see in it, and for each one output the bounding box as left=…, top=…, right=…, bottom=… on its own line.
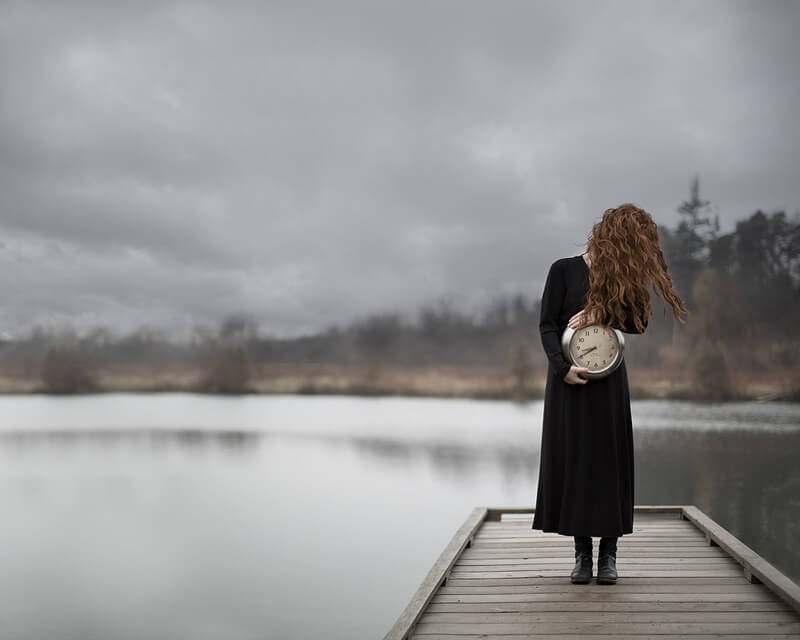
left=0, top=364, right=798, bottom=402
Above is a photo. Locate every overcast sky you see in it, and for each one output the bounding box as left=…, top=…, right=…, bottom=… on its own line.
left=1, top=0, right=798, bottom=338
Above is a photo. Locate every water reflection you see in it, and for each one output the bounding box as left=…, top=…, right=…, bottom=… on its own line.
left=1, top=418, right=796, bottom=584
left=0, top=429, right=262, bottom=453
left=635, top=427, right=800, bottom=584
left=0, top=395, right=797, bottom=640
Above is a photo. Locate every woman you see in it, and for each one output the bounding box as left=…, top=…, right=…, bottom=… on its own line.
left=531, top=203, right=688, bottom=585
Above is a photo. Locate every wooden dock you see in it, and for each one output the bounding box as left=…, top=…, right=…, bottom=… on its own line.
left=384, top=505, right=800, bottom=639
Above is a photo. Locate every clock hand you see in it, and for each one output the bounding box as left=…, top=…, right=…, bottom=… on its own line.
left=579, top=346, right=598, bottom=356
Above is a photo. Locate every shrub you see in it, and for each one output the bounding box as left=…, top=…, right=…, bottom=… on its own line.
left=690, top=341, right=734, bottom=402
left=511, top=339, right=534, bottom=400
left=199, top=341, right=251, bottom=394
left=41, top=345, right=97, bottom=393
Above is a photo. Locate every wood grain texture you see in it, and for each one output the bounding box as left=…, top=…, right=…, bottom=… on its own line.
left=382, top=506, right=800, bottom=639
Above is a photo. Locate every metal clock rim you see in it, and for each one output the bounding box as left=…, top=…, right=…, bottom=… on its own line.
left=561, top=325, right=626, bottom=380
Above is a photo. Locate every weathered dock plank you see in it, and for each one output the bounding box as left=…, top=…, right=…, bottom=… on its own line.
left=383, top=505, right=800, bottom=639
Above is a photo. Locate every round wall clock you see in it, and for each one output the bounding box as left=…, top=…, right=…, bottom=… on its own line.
left=561, top=325, right=625, bottom=380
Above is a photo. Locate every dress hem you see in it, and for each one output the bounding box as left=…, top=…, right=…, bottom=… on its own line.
left=531, top=525, right=633, bottom=537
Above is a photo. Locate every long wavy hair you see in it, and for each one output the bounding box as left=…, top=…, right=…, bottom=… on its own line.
left=582, top=203, right=688, bottom=332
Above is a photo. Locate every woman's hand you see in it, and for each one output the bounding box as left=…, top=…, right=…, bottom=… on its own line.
left=563, top=365, right=589, bottom=385
left=568, top=308, right=598, bottom=329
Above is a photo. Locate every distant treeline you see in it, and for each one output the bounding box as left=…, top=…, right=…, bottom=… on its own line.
left=1, top=178, right=798, bottom=399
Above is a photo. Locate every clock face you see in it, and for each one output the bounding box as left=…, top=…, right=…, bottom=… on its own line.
left=569, top=326, right=620, bottom=373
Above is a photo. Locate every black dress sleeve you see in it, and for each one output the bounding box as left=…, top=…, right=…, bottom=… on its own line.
left=539, top=260, right=573, bottom=381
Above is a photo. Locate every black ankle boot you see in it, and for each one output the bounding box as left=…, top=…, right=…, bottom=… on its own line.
left=570, top=550, right=592, bottom=584
left=596, top=551, right=617, bottom=584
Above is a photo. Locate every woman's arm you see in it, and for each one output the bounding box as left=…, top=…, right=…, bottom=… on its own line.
left=539, top=260, right=573, bottom=381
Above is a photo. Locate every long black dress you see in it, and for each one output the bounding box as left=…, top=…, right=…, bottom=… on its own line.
left=531, top=254, right=646, bottom=538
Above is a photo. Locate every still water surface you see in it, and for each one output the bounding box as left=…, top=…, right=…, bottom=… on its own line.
left=0, top=394, right=798, bottom=640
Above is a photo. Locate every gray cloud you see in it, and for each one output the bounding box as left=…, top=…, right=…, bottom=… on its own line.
left=1, top=0, right=798, bottom=336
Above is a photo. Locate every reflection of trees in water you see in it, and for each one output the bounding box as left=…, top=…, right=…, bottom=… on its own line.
left=349, top=436, right=539, bottom=486
left=343, top=428, right=800, bottom=585
left=635, top=428, right=800, bottom=585
left=0, top=430, right=262, bottom=453
left=4, top=423, right=795, bottom=584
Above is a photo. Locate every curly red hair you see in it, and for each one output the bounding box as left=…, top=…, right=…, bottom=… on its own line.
left=583, top=203, right=688, bottom=332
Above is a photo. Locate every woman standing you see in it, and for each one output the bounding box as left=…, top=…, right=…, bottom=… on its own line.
left=531, top=203, right=688, bottom=585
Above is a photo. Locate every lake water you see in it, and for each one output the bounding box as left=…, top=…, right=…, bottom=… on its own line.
left=0, top=394, right=798, bottom=640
